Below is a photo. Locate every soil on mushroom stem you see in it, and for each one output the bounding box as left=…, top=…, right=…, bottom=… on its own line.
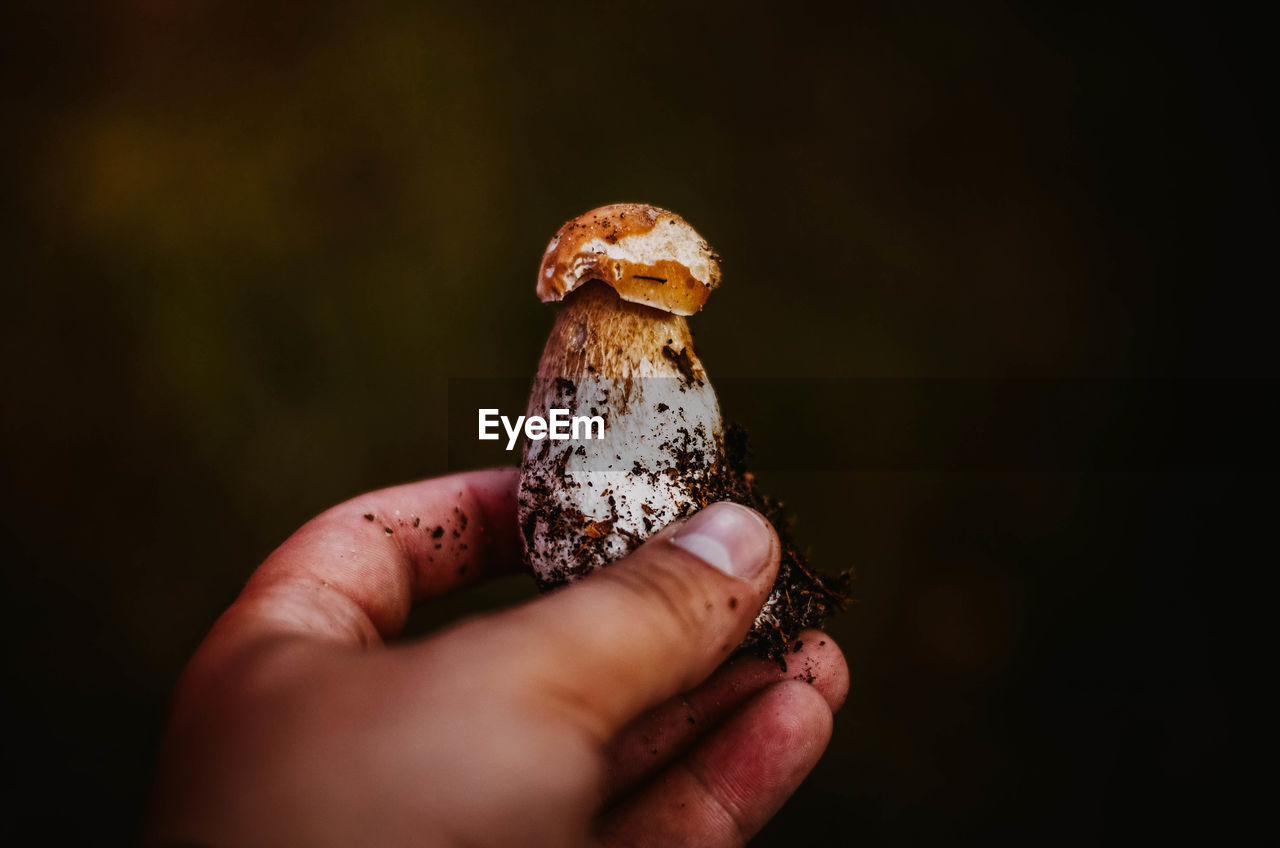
left=522, top=421, right=851, bottom=666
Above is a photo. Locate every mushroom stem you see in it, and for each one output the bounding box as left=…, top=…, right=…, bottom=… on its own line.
left=532, top=281, right=705, bottom=388
left=518, top=282, right=723, bottom=586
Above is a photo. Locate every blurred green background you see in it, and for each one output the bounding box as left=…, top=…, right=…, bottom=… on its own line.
left=1, top=0, right=1269, bottom=843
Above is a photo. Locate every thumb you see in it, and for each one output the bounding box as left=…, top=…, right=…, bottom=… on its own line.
left=482, top=502, right=780, bottom=740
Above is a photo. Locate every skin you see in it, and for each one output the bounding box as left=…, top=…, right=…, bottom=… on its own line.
left=147, top=467, right=848, bottom=847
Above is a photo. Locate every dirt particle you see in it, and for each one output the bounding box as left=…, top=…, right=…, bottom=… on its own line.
left=363, top=513, right=375, bottom=521
left=432, top=526, right=445, bottom=539
left=661, top=344, right=701, bottom=386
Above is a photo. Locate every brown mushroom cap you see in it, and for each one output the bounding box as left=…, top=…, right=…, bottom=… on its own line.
left=536, top=203, right=721, bottom=316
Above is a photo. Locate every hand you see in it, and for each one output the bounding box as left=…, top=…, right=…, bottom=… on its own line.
left=147, top=468, right=848, bottom=847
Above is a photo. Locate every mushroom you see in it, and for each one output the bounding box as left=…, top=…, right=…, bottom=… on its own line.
left=518, top=203, right=789, bottom=632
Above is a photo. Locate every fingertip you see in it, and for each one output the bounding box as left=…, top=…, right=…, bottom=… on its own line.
left=669, top=501, right=779, bottom=585
left=786, top=630, right=850, bottom=714
left=767, top=679, right=834, bottom=749
left=706, top=680, right=832, bottom=824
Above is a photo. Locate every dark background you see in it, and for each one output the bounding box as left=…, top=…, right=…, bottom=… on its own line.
left=1, top=0, right=1270, bottom=843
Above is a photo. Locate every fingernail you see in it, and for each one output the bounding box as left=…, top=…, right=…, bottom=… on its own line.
left=670, top=502, right=774, bottom=581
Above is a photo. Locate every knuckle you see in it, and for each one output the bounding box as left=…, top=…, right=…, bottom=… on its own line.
left=597, top=552, right=718, bottom=638
left=677, top=759, right=752, bottom=847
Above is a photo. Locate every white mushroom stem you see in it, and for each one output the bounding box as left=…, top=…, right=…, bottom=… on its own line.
left=518, top=282, right=724, bottom=586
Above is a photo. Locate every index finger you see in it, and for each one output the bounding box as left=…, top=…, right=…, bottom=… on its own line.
left=221, top=467, right=521, bottom=650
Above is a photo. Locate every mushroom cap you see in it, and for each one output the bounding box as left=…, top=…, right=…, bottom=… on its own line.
left=537, top=203, right=721, bottom=316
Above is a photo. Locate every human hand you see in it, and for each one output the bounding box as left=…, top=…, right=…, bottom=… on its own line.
left=147, top=468, right=847, bottom=847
